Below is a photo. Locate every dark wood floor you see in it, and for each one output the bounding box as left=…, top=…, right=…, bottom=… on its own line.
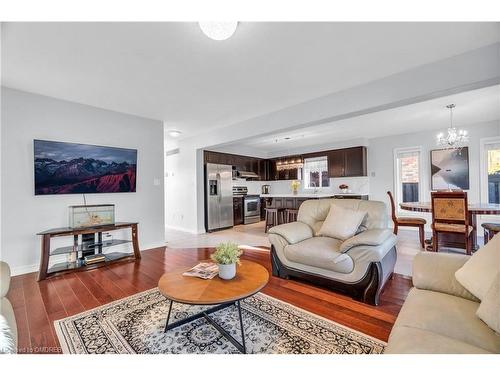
left=8, top=247, right=412, bottom=353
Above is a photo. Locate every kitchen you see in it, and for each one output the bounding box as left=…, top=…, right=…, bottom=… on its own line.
left=204, top=146, right=370, bottom=232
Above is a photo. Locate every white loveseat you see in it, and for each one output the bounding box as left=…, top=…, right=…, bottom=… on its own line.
left=1, top=261, right=17, bottom=353
left=268, top=198, right=397, bottom=305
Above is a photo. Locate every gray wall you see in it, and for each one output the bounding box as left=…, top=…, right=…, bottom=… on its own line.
left=1, top=88, right=166, bottom=274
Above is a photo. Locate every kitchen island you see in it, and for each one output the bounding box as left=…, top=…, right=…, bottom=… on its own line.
left=261, top=193, right=369, bottom=210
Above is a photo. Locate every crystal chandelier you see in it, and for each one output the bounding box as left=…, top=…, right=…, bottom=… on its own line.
left=436, top=104, right=468, bottom=149
left=276, top=156, right=304, bottom=171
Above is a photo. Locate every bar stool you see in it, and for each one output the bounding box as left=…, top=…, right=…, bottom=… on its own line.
left=285, top=208, right=298, bottom=223
left=481, top=223, right=500, bottom=244
left=265, top=208, right=285, bottom=233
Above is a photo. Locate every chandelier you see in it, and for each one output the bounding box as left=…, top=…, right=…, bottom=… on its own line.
left=436, top=104, right=468, bottom=148
left=276, top=156, right=304, bottom=171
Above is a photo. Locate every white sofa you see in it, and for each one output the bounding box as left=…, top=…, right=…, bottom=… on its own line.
left=1, top=261, right=17, bottom=354
left=386, top=251, right=500, bottom=353
left=268, top=199, right=397, bottom=305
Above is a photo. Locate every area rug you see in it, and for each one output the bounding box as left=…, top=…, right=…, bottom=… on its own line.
left=54, top=288, right=385, bottom=354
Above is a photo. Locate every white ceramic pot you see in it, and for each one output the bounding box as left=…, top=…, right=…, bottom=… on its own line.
left=218, top=263, right=236, bottom=280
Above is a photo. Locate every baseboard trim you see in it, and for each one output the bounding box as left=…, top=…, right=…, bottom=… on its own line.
left=165, top=225, right=205, bottom=235
left=11, top=264, right=39, bottom=276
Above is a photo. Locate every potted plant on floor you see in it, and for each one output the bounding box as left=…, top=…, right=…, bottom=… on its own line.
left=211, top=242, right=243, bottom=280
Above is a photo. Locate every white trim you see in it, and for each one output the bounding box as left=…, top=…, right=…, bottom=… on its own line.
left=165, top=224, right=205, bottom=235
left=10, top=263, right=39, bottom=276
left=479, top=136, right=500, bottom=225
left=480, top=136, right=500, bottom=204
left=393, top=146, right=424, bottom=215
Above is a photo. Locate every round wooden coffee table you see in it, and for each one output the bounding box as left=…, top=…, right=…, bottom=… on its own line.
left=158, top=260, right=269, bottom=353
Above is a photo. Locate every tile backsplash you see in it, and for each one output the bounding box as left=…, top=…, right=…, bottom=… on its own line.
left=232, top=176, right=370, bottom=195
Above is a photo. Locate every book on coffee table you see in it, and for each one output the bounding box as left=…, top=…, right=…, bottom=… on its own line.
left=182, top=262, right=219, bottom=279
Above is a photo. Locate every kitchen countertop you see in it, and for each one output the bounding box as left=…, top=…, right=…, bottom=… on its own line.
left=260, top=193, right=369, bottom=198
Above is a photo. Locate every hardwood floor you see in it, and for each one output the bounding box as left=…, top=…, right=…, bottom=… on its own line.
left=7, top=246, right=412, bottom=353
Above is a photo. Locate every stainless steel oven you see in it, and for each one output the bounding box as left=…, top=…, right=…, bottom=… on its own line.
left=243, top=195, right=261, bottom=224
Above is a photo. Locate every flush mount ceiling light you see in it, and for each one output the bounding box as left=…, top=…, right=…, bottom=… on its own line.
left=167, top=130, right=182, bottom=138
left=436, top=104, right=469, bottom=149
left=199, top=22, right=238, bottom=40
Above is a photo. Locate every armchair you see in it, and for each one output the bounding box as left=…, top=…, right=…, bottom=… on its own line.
left=268, top=199, right=397, bottom=305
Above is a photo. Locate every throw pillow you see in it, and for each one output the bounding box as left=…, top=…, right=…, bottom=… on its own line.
left=318, top=204, right=367, bottom=241
left=0, top=315, right=15, bottom=354
left=476, top=273, right=500, bottom=334
left=455, top=234, right=500, bottom=300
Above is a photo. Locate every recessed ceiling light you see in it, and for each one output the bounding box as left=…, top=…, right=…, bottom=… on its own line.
left=168, top=130, right=182, bottom=138
left=199, top=22, right=238, bottom=41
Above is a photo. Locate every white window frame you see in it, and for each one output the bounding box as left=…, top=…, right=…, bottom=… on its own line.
left=303, top=156, right=329, bottom=190
left=393, top=146, right=424, bottom=214
left=480, top=136, right=500, bottom=206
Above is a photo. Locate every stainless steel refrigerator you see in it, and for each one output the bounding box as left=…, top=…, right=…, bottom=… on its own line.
left=205, top=163, right=234, bottom=232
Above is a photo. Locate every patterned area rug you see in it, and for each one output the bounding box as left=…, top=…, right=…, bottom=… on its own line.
left=54, top=288, right=385, bottom=354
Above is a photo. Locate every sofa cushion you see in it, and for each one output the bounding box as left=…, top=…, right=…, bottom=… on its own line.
left=455, top=234, right=500, bottom=300
left=385, top=326, right=493, bottom=354
left=283, top=236, right=354, bottom=274
left=392, top=288, right=500, bottom=353
left=297, top=198, right=389, bottom=236
left=477, top=273, right=500, bottom=334
left=318, top=204, right=366, bottom=241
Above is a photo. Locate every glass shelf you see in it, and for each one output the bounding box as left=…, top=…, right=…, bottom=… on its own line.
left=50, top=239, right=132, bottom=256
left=47, top=252, right=133, bottom=274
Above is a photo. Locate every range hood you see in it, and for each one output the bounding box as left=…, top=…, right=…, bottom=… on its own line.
left=236, top=170, right=259, bottom=180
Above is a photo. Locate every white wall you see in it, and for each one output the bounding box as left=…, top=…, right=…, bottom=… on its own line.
left=1, top=88, right=166, bottom=275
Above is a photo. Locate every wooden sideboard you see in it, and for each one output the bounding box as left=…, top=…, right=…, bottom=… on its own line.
left=36, top=222, right=141, bottom=281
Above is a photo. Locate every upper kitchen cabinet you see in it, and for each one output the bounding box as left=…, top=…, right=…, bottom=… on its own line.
left=204, top=151, right=262, bottom=177
left=327, top=146, right=367, bottom=177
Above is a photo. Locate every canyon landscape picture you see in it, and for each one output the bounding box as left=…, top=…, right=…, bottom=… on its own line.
left=34, top=140, right=137, bottom=195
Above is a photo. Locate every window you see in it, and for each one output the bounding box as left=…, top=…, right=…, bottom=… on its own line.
left=394, top=148, right=421, bottom=207
left=303, top=156, right=329, bottom=188
left=480, top=138, right=500, bottom=204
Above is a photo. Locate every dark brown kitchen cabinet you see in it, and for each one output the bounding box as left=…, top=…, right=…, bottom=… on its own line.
left=327, top=146, right=367, bottom=177
left=344, top=147, right=367, bottom=177
left=204, top=151, right=262, bottom=177
left=233, top=196, right=243, bottom=225
left=275, top=168, right=298, bottom=181
left=328, top=149, right=345, bottom=177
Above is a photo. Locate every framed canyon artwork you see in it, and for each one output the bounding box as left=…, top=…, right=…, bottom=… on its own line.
left=34, top=139, right=137, bottom=195
left=430, top=147, right=470, bottom=191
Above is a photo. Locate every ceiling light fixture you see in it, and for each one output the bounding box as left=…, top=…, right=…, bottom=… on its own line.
left=436, top=104, right=468, bottom=149
left=199, top=22, right=238, bottom=41
left=276, top=156, right=304, bottom=171
left=168, top=130, right=182, bottom=138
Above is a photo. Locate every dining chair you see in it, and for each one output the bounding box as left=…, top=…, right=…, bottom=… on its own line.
left=387, top=191, right=426, bottom=248
left=431, top=191, right=473, bottom=255
left=481, top=222, right=500, bottom=244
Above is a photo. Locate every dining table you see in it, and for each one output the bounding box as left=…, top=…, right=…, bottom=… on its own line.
left=400, top=202, right=500, bottom=250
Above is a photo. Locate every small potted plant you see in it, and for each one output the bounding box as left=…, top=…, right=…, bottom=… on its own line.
left=291, top=180, right=301, bottom=195
left=211, top=242, right=243, bottom=280
left=339, top=184, right=349, bottom=194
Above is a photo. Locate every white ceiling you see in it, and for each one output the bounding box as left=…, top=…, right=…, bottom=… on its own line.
left=2, top=22, right=500, bottom=138
left=213, top=85, right=500, bottom=155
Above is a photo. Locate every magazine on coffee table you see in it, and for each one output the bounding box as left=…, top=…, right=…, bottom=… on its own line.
left=182, top=262, right=219, bottom=279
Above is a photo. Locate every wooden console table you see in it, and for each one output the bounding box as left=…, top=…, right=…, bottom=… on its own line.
left=37, top=222, right=141, bottom=281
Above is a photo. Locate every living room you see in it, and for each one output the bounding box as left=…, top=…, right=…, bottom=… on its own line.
left=1, top=1, right=499, bottom=373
